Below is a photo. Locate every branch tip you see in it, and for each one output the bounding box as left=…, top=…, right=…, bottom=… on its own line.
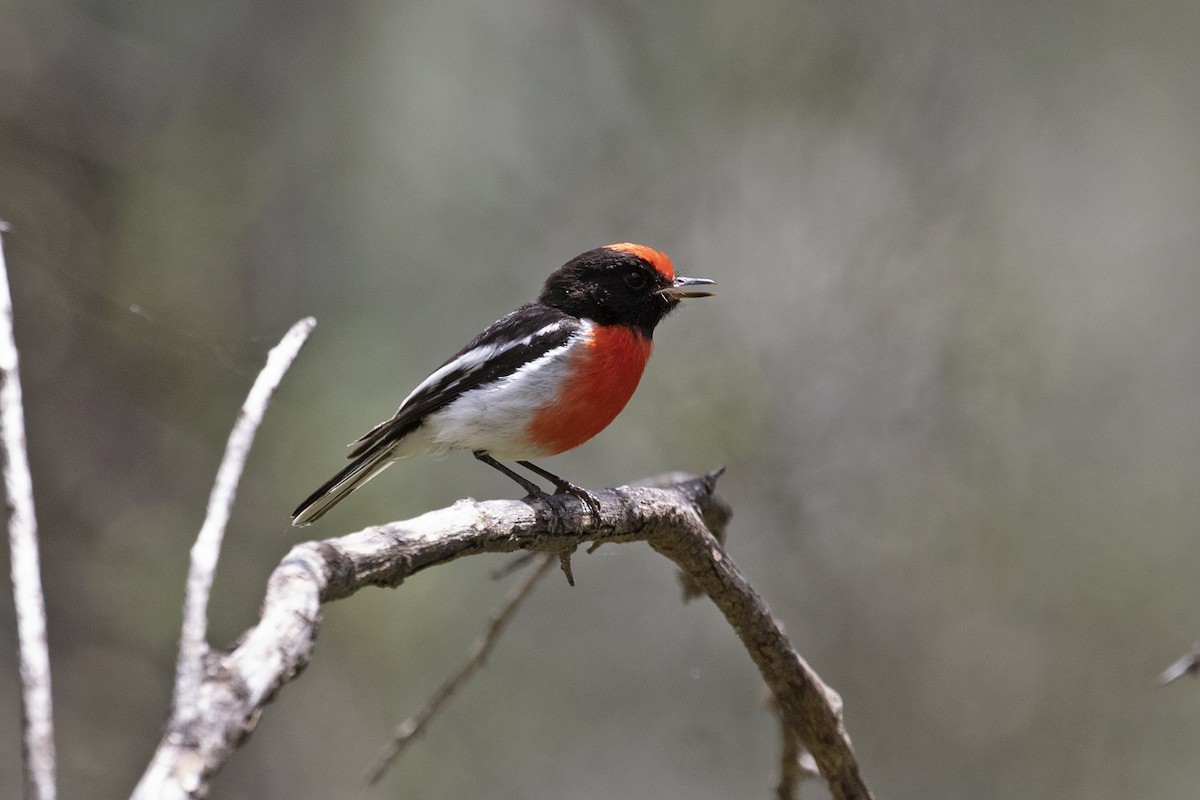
left=1160, top=643, right=1200, bottom=686
left=557, top=552, right=576, bottom=586
left=704, top=466, right=727, bottom=488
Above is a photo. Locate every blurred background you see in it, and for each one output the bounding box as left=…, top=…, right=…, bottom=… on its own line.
left=2, top=0, right=1199, bottom=797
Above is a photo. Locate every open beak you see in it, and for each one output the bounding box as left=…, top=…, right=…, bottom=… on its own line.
left=658, top=275, right=716, bottom=300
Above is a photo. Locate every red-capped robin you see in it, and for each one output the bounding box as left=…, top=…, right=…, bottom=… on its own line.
left=291, top=243, right=715, bottom=526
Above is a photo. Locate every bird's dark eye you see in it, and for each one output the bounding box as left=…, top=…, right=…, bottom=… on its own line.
left=625, top=270, right=647, bottom=290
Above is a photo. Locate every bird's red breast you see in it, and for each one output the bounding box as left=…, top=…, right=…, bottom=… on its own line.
left=526, top=324, right=654, bottom=455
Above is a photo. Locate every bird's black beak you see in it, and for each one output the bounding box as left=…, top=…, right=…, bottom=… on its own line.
left=658, top=275, right=716, bottom=300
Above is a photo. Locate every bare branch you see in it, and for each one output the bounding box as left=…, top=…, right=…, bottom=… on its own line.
left=363, top=552, right=557, bottom=784
left=0, top=224, right=57, bottom=800
left=132, top=318, right=315, bottom=800
left=173, top=316, right=316, bottom=716
left=133, top=473, right=873, bottom=800
left=1160, top=642, right=1200, bottom=685
left=644, top=482, right=873, bottom=800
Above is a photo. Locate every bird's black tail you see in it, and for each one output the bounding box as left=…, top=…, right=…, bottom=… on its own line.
left=291, top=442, right=396, bottom=526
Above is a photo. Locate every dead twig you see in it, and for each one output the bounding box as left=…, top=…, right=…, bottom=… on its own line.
left=133, top=317, right=315, bottom=800
left=1160, top=642, right=1200, bottom=685
left=363, top=552, right=557, bottom=784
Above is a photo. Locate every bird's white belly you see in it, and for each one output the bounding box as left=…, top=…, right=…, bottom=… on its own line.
left=411, top=344, right=576, bottom=460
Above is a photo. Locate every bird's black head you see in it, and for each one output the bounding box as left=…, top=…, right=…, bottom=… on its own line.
left=538, top=243, right=715, bottom=339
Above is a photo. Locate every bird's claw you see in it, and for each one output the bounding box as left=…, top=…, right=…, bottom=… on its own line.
left=553, top=480, right=602, bottom=516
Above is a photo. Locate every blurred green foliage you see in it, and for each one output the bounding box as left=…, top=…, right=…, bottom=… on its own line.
left=2, top=0, right=1200, bottom=797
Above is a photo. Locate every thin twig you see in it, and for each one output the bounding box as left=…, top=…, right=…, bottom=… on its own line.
left=778, top=721, right=802, bottom=800
left=364, top=552, right=557, bottom=784
left=172, top=317, right=316, bottom=717
left=776, top=703, right=820, bottom=800
left=1160, top=642, right=1200, bottom=685
left=0, top=224, right=56, bottom=800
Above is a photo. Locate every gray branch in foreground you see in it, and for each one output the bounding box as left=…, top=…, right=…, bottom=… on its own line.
left=0, top=224, right=56, bottom=800
left=133, top=317, right=315, bottom=800
left=133, top=473, right=874, bottom=800
left=173, top=317, right=315, bottom=721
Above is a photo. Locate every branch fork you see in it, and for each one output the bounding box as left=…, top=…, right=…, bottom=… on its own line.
left=136, top=466, right=872, bottom=800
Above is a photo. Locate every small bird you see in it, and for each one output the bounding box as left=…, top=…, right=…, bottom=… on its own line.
left=291, top=243, right=714, bottom=526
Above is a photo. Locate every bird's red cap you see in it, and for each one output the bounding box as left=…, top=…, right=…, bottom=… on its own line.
left=602, top=243, right=674, bottom=281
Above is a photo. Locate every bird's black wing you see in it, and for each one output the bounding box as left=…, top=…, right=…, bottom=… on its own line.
left=346, top=302, right=580, bottom=458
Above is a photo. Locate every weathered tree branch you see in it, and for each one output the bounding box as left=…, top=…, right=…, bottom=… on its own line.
left=174, top=317, right=315, bottom=719
left=134, top=473, right=873, bottom=800
left=133, top=318, right=315, bottom=800
left=0, top=223, right=57, bottom=800
left=641, top=482, right=872, bottom=800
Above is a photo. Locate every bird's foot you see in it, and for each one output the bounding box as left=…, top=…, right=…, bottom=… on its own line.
left=553, top=480, right=603, bottom=517
left=515, top=460, right=602, bottom=516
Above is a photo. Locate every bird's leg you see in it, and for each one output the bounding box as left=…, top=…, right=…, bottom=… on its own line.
left=473, top=451, right=551, bottom=499
left=475, top=452, right=585, bottom=586
left=516, top=460, right=602, bottom=516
